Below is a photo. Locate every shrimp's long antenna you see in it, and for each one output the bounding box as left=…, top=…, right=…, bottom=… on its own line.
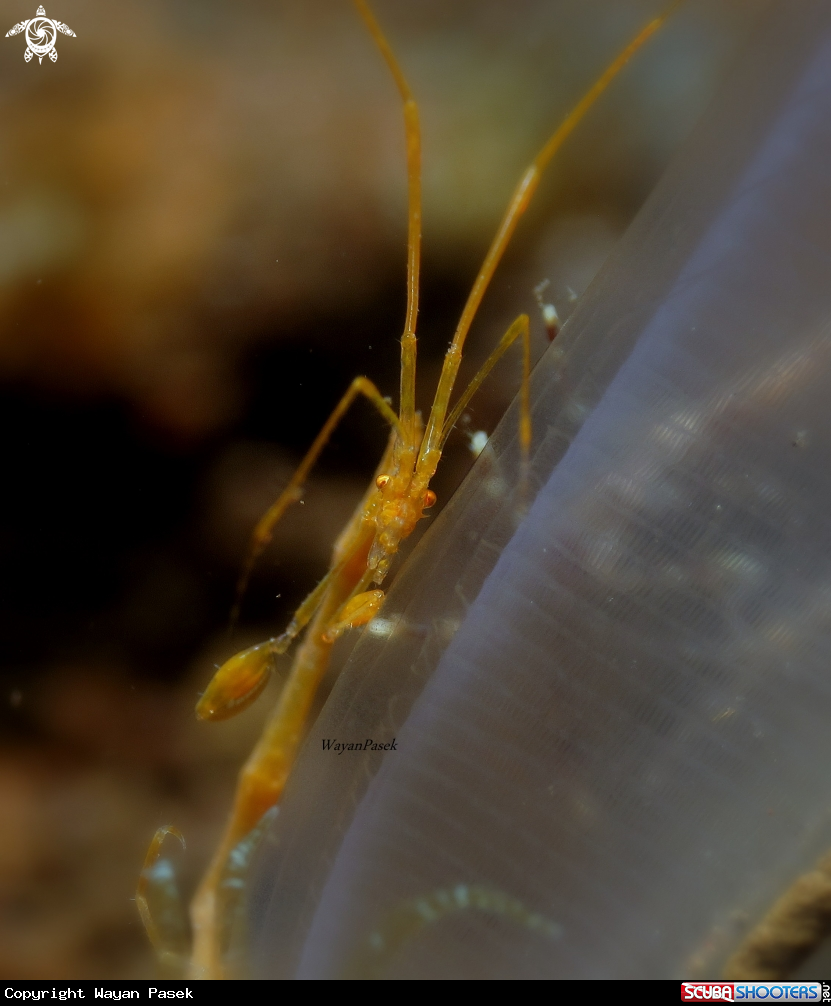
left=418, top=0, right=685, bottom=472
left=353, top=0, right=421, bottom=446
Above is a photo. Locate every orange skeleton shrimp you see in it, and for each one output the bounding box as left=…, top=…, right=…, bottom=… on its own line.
left=140, top=0, right=684, bottom=979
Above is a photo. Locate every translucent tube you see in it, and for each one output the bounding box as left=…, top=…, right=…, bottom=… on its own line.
left=247, top=0, right=831, bottom=979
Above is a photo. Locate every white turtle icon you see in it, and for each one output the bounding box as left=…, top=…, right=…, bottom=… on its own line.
left=5, top=5, right=75, bottom=64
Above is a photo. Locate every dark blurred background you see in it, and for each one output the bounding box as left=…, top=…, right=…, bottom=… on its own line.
left=0, top=0, right=763, bottom=978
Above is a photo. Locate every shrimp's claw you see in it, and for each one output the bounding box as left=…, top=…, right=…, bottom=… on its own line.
left=137, top=825, right=189, bottom=973
left=322, top=590, right=385, bottom=643
left=196, top=640, right=275, bottom=722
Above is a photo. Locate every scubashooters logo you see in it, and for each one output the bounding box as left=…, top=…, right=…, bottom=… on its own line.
left=322, top=738, right=398, bottom=753
left=681, top=982, right=826, bottom=1001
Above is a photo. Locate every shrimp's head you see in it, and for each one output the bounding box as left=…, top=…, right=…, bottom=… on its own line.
left=367, top=472, right=436, bottom=582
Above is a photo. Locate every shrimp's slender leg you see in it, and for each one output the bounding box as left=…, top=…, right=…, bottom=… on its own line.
left=269, top=550, right=360, bottom=656
left=231, top=375, right=402, bottom=628
left=440, top=314, right=532, bottom=461
left=418, top=0, right=685, bottom=475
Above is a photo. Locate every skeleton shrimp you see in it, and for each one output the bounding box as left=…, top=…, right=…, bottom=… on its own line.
left=138, top=0, right=685, bottom=979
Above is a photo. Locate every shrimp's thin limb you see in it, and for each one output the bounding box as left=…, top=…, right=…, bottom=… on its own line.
left=136, top=825, right=188, bottom=973
left=353, top=0, right=421, bottom=446
left=271, top=550, right=358, bottom=655
left=418, top=0, right=686, bottom=474
left=440, top=314, right=532, bottom=463
left=230, top=375, right=402, bottom=629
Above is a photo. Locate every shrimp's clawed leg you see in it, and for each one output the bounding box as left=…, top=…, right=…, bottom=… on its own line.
left=322, top=589, right=385, bottom=643
left=201, top=544, right=375, bottom=726
left=136, top=826, right=189, bottom=973
left=196, top=640, right=276, bottom=722
left=230, top=375, right=402, bottom=630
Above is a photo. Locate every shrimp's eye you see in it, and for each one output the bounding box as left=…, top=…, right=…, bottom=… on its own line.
left=423, top=489, right=437, bottom=508
left=376, top=474, right=391, bottom=489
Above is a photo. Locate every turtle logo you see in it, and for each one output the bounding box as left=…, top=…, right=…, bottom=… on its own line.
left=5, top=5, right=75, bottom=64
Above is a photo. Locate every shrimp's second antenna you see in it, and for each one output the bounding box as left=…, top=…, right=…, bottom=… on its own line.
left=138, top=0, right=685, bottom=979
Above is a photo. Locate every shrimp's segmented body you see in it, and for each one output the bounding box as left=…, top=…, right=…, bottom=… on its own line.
left=139, top=0, right=685, bottom=979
